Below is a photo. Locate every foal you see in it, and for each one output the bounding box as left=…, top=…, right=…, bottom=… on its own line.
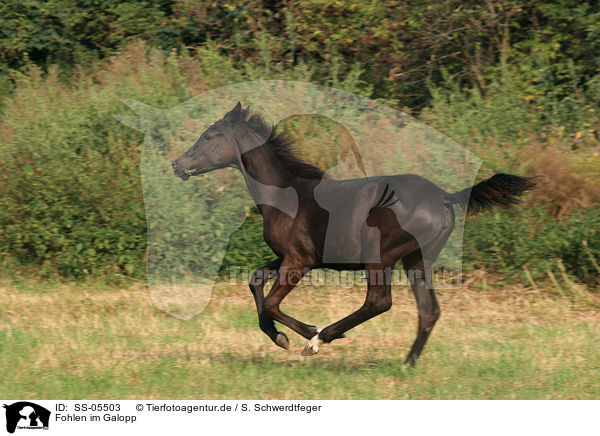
left=172, top=103, right=536, bottom=364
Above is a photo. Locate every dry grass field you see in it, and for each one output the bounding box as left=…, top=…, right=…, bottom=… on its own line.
left=1, top=275, right=599, bottom=399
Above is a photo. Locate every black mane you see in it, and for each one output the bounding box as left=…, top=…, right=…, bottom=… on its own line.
left=239, top=108, right=326, bottom=180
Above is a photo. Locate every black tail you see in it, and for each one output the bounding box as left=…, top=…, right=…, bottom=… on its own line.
left=448, top=173, right=538, bottom=215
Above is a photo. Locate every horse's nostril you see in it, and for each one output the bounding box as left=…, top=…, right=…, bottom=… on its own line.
left=172, top=160, right=178, bottom=169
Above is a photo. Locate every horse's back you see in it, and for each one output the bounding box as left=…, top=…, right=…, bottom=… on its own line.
left=308, top=174, right=452, bottom=265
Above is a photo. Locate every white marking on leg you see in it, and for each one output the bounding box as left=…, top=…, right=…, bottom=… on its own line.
left=301, top=329, right=323, bottom=356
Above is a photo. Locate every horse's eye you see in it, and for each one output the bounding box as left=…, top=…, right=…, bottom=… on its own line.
left=204, top=135, right=212, bottom=141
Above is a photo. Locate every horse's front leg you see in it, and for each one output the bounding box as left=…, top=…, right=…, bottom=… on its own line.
left=263, top=262, right=320, bottom=341
left=249, top=258, right=289, bottom=349
left=301, top=264, right=392, bottom=356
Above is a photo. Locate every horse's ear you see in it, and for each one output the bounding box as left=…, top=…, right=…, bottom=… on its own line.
left=224, top=101, right=243, bottom=122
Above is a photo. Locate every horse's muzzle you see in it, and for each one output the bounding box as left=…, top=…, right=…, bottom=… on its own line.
left=171, top=160, right=190, bottom=181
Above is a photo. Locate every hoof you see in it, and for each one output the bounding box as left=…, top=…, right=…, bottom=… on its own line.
left=275, top=332, right=289, bottom=350
left=403, top=357, right=417, bottom=368
left=301, top=333, right=323, bottom=356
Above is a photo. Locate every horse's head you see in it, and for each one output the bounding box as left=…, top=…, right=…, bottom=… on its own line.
left=172, top=102, right=245, bottom=181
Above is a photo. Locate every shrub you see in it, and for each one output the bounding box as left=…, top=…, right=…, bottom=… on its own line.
left=463, top=204, right=600, bottom=287
left=0, top=45, right=190, bottom=277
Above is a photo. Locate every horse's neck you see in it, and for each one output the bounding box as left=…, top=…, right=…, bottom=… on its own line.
left=239, top=144, right=289, bottom=187
left=235, top=134, right=299, bottom=217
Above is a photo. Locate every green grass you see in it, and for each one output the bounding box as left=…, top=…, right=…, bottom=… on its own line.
left=1, top=277, right=598, bottom=399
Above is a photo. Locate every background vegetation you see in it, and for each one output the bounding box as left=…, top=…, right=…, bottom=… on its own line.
left=0, top=0, right=598, bottom=290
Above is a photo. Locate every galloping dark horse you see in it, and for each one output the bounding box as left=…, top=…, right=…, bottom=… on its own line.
left=172, top=102, right=536, bottom=365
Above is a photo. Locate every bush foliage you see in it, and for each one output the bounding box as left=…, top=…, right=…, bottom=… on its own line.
left=0, top=2, right=598, bottom=288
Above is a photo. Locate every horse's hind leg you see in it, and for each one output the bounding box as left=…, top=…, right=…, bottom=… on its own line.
left=249, top=258, right=289, bottom=349
left=402, top=250, right=440, bottom=366
left=302, top=264, right=393, bottom=356
left=401, top=203, right=454, bottom=365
